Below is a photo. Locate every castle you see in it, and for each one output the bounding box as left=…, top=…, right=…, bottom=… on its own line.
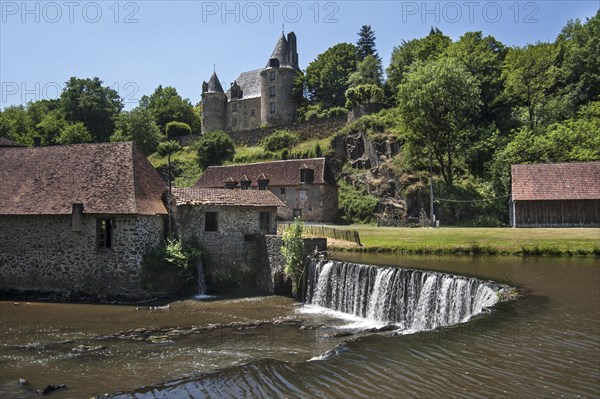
left=201, top=31, right=301, bottom=133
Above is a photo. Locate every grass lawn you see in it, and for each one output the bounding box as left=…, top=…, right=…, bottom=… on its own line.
left=331, top=226, right=600, bottom=256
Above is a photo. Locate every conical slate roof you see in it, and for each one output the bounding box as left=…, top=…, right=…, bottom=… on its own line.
left=267, top=33, right=290, bottom=67
left=207, top=72, right=224, bottom=93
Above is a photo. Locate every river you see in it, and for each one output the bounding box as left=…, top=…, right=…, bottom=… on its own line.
left=1, top=254, right=598, bottom=398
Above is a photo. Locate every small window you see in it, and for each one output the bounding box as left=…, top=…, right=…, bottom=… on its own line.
left=300, top=169, right=314, bottom=183
left=280, top=187, right=286, bottom=195
left=97, top=218, right=113, bottom=249
left=225, top=182, right=236, bottom=189
left=299, top=190, right=307, bottom=201
left=232, top=117, right=237, bottom=127
left=243, top=117, right=248, bottom=127
left=269, top=86, right=276, bottom=98
left=258, top=180, right=268, bottom=190
left=232, top=103, right=238, bottom=112
left=269, top=71, right=275, bottom=81
left=205, top=212, right=218, bottom=232
left=250, top=109, right=255, bottom=117
left=241, top=181, right=250, bottom=190
left=260, top=212, right=271, bottom=233
left=293, top=209, right=302, bottom=218
left=270, top=102, right=276, bottom=115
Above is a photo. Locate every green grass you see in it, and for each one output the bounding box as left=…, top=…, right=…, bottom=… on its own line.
left=148, top=147, right=202, bottom=188
left=331, top=226, right=600, bottom=256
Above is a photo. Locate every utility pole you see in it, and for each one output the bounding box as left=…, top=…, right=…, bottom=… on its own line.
left=429, top=150, right=434, bottom=228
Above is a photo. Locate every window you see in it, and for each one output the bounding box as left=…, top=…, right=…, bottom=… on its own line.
left=97, top=218, right=113, bottom=249
left=240, top=181, right=250, bottom=190
left=269, top=71, right=275, bottom=81
left=205, top=212, right=218, bottom=232
left=258, top=180, right=268, bottom=190
left=232, top=103, right=238, bottom=112
left=280, top=187, right=286, bottom=195
left=270, top=102, right=276, bottom=115
left=225, top=182, right=236, bottom=189
left=269, top=86, right=276, bottom=98
left=293, top=209, right=302, bottom=218
left=300, top=169, right=314, bottom=183
left=299, top=190, right=307, bottom=201
left=250, top=109, right=255, bottom=117
left=243, top=117, right=248, bottom=127
left=260, top=212, right=271, bottom=233
left=232, top=117, right=237, bottom=127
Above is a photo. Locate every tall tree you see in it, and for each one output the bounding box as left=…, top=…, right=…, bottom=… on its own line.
left=140, top=86, right=200, bottom=134
left=305, top=43, right=358, bottom=108
left=387, top=29, right=452, bottom=92
left=60, top=77, right=123, bottom=142
left=110, top=107, right=163, bottom=155
left=56, top=122, right=93, bottom=144
left=348, top=55, right=383, bottom=87
left=356, top=25, right=379, bottom=61
left=397, top=58, right=481, bottom=186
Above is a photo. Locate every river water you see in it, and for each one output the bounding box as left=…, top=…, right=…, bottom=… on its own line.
left=1, top=254, right=598, bottom=398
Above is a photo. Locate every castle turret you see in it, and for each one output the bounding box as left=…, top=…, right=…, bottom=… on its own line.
left=201, top=71, right=227, bottom=133
left=260, top=32, right=300, bottom=126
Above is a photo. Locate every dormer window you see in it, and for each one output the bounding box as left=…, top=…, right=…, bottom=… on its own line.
left=224, top=177, right=237, bottom=189
left=240, top=175, right=251, bottom=190
left=258, top=180, right=268, bottom=190
left=300, top=168, right=314, bottom=183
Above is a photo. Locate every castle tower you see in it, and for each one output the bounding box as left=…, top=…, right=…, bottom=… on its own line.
left=260, top=32, right=300, bottom=126
left=201, top=71, right=227, bottom=133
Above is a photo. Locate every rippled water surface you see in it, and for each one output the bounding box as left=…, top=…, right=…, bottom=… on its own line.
left=1, top=255, right=599, bottom=398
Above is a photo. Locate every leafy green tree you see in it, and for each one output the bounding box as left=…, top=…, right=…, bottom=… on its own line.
left=56, top=122, right=93, bottom=144
left=305, top=43, right=358, bottom=108
left=281, top=218, right=304, bottom=280
left=165, top=121, right=192, bottom=138
left=345, top=84, right=384, bottom=109
left=398, top=58, right=480, bottom=186
left=501, top=43, right=568, bottom=131
left=261, top=130, right=299, bottom=152
left=60, top=77, right=123, bottom=142
left=387, top=28, right=452, bottom=92
left=140, top=86, right=201, bottom=134
left=356, top=25, right=379, bottom=61
left=348, top=55, right=383, bottom=87
left=0, top=105, right=33, bottom=142
left=35, top=110, right=67, bottom=145
left=195, top=130, right=235, bottom=170
left=110, top=107, right=162, bottom=155
left=157, top=140, right=182, bottom=157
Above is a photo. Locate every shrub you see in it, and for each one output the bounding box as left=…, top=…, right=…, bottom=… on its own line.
left=281, top=218, right=304, bottom=279
left=166, top=121, right=192, bottom=137
left=261, top=130, right=299, bottom=152
left=338, top=181, right=378, bottom=223
left=325, top=106, right=349, bottom=118
left=195, top=130, right=235, bottom=170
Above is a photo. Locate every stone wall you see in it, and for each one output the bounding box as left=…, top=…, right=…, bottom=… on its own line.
left=227, top=97, right=261, bottom=131
left=0, top=214, right=164, bottom=301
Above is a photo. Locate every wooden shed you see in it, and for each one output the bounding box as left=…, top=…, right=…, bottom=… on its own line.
left=510, top=161, right=600, bottom=227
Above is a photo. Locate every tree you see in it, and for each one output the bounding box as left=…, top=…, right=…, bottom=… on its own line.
left=110, top=107, right=162, bottom=155
left=195, top=130, right=235, bottom=170
left=60, top=77, right=123, bottom=142
left=387, top=29, right=452, bottom=92
left=56, top=122, right=93, bottom=144
left=356, top=25, right=379, bottom=61
left=502, top=43, right=568, bottom=131
left=305, top=43, right=358, bottom=108
left=165, top=121, right=192, bottom=138
left=0, top=105, right=33, bottom=143
left=345, top=84, right=384, bottom=109
left=397, top=58, right=481, bottom=186
left=35, top=110, right=67, bottom=145
left=140, top=86, right=201, bottom=134
left=348, top=55, right=383, bottom=87
left=281, top=218, right=304, bottom=283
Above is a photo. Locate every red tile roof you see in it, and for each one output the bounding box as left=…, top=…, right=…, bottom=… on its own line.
left=511, top=161, right=600, bottom=201
left=194, top=158, right=332, bottom=188
left=0, top=142, right=168, bottom=215
left=173, top=187, right=285, bottom=207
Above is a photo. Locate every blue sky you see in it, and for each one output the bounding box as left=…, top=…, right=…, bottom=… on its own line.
left=1, top=1, right=598, bottom=110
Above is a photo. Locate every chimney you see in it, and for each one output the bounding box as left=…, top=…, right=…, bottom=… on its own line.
left=33, top=137, right=42, bottom=147
left=71, top=203, right=84, bottom=232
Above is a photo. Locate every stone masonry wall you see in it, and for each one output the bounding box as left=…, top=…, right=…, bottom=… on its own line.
left=0, top=214, right=164, bottom=301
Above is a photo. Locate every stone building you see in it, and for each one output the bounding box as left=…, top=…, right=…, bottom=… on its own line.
left=0, top=142, right=168, bottom=300
left=193, top=158, right=338, bottom=222
left=510, top=161, right=600, bottom=227
left=172, top=187, right=286, bottom=294
left=201, top=31, right=301, bottom=133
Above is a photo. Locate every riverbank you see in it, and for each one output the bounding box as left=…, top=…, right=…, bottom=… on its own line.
left=326, top=226, right=600, bottom=256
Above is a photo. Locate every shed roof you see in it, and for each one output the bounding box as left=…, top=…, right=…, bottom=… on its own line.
left=511, top=161, right=600, bottom=201
left=0, top=142, right=168, bottom=215
left=194, top=158, right=333, bottom=188
left=173, top=187, right=285, bottom=207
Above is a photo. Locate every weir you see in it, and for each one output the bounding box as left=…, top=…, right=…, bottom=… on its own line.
left=304, top=259, right=502, bottom=331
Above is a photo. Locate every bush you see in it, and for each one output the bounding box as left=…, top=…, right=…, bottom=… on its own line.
left=157, top=140, right=182, bottom=157
left=281, top=218, right=304, bottom=280
left=338, top=181, right=378, bottom=223
left=166, top=121, right=192, bottom=137
left=324, top=106, right=348, bottom=118
left=141, top=238, right=202, bottom=296
left=261, top=130, right=299, bottom=152
left=195, top=130, right=235, bottom=170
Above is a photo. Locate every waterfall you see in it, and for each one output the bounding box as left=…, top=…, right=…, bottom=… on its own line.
left=305, top=259, right=501, bottom=331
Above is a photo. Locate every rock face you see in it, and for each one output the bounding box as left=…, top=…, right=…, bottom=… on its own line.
left=336, top=130, right=409, bottom=226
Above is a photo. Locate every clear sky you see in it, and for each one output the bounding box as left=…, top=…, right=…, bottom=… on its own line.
left=1, top=0, right=598, bottom=110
